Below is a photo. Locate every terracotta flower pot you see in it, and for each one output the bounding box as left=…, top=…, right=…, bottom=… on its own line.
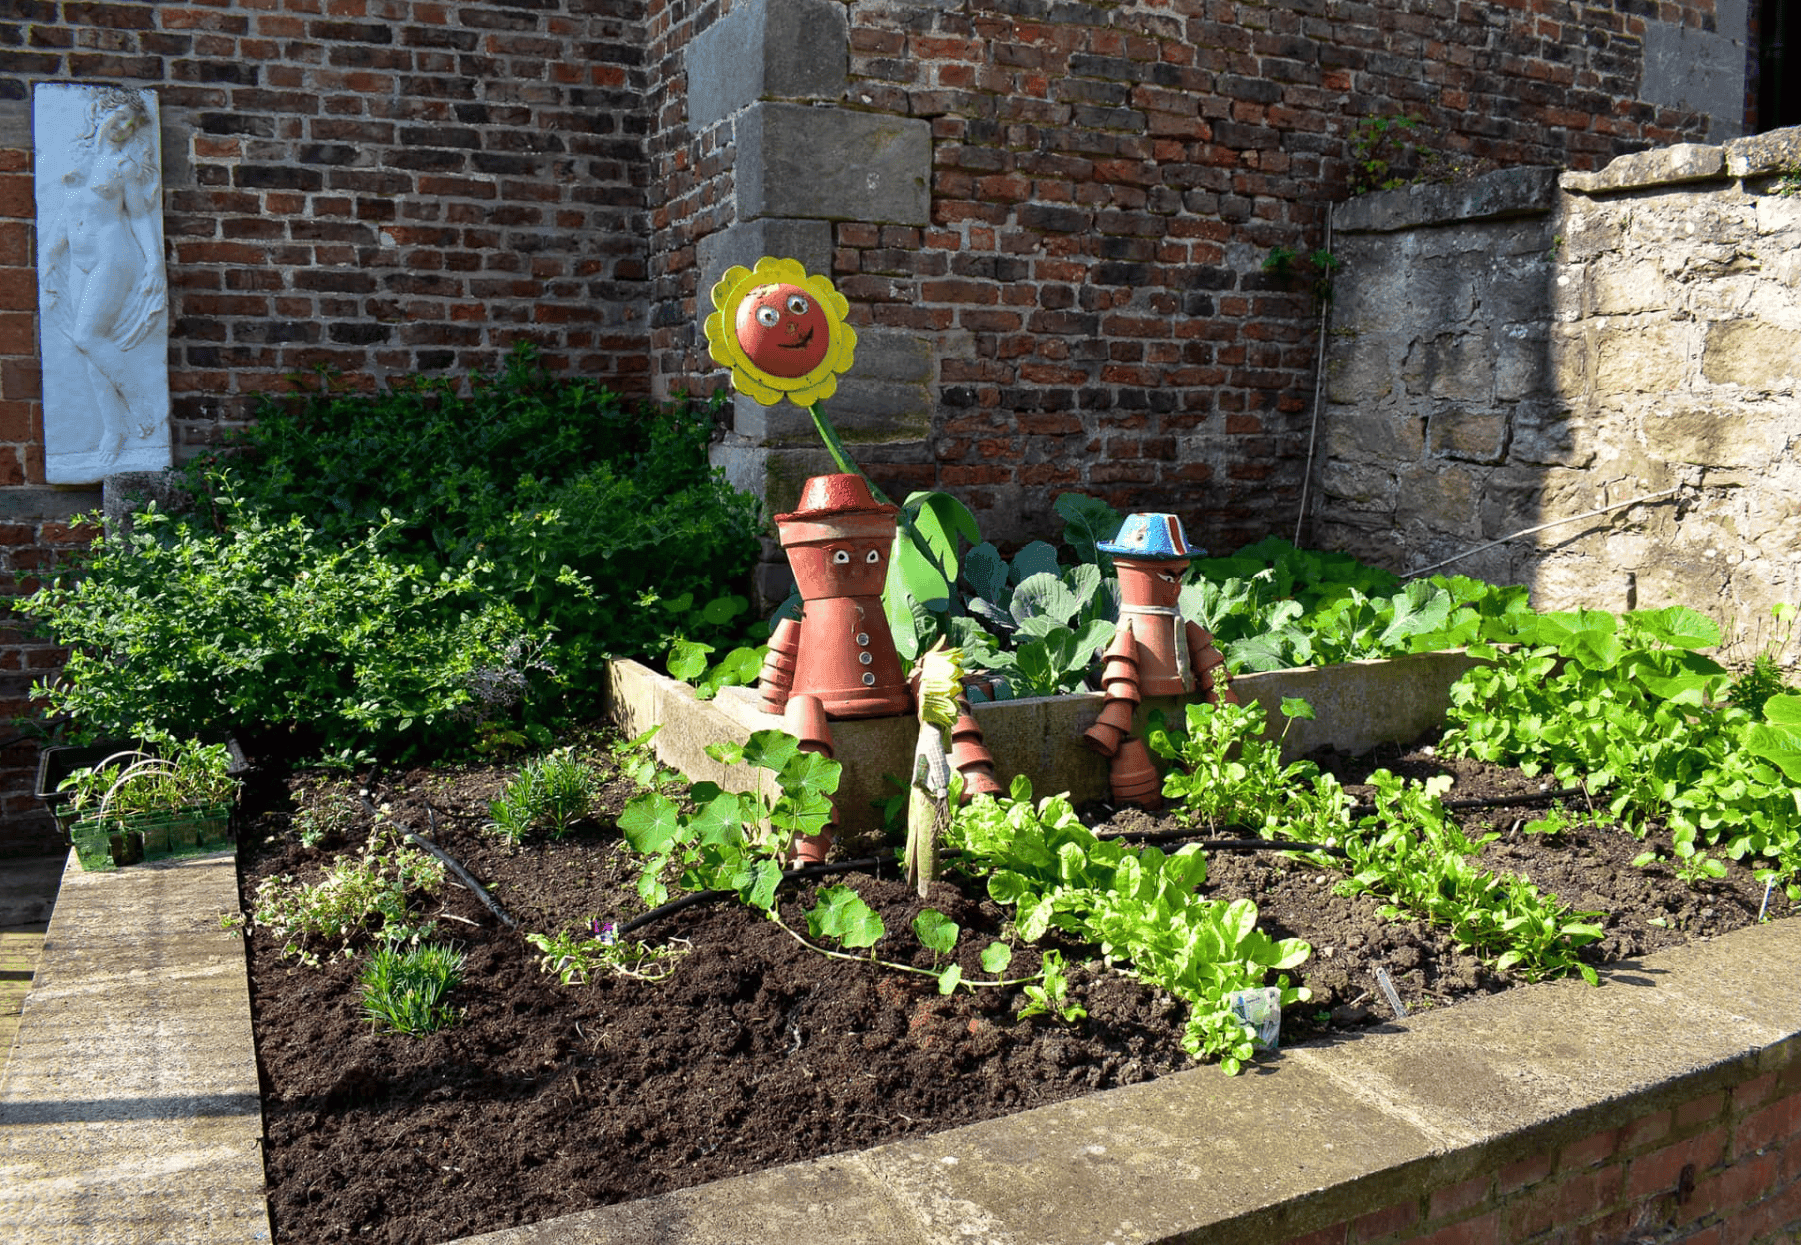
left=1109, top=738, right=1164, bottom=810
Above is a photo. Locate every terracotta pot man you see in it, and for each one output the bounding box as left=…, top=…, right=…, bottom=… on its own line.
left=757, top=473, right=1002, bottom=861
left=1082, top=513, right=1236, bottom=809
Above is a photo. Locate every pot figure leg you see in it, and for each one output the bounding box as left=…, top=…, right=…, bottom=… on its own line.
left=782, top=693, right=836, bottom=863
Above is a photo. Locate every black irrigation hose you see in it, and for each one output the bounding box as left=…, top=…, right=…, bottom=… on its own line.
left=1345, top=785, right=1587, bottom=820
left=356, top=787, right=518, bottom=930
left=1102, top=831, right=1349, bottom=858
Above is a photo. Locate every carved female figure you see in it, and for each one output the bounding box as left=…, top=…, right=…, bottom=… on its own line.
left=38, top=87, right=166, bottom=464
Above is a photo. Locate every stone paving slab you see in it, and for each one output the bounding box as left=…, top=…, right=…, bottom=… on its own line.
left=0, top=850, right=271, bottom=1245
left=0, top=926, right=46, bottom=1080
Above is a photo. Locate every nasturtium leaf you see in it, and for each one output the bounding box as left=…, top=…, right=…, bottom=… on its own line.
left=617, top=793, right=681, bottom=854
left=779, top=748, right=842, bottom=795
left=704, top=740, right=747, bottom=766
left=980, top=941, right=1013, bottom=973
left=806, top=885, right=886, bottom=949
left=666, top=637, right=714, bottom=683
left=700, top=594, right=747, bottom=626
left=688, top=792, right=746, bottom=846
left=913, top=908, right=960, bottom=954
left=742, top=729, right=802, bottom=775
left=936, top=964, right=963, bottom=995
left=1280, top=696, right=1316, bottom=721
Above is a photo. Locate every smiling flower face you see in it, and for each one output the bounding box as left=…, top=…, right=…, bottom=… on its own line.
left=705, top=257, right=857, bottom=406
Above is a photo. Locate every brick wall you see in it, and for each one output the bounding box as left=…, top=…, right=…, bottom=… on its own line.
left=643, top=0, right=1741, bottom=549
left=0, top=0, right=656, bottom=458
left=1274, top=1060, right=1801, bottom=1245
left=0, top=0, right=658, bottom=852
left=0, top=509, right=97, bottom=857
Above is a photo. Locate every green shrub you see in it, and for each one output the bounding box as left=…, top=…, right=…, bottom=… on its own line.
left=19, top=497, right=543, bottom=761
left=181, top=345, right=763, bottom=688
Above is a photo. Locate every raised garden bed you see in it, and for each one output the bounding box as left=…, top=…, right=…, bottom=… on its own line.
left=238, top=723, right=1798, bottom=1245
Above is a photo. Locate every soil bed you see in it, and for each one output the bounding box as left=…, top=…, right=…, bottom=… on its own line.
left=237, top=728, right=1798, bottom=1245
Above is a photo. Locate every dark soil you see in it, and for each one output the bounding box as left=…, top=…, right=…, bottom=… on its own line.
left=236, top=728, right=1797, bottom=1245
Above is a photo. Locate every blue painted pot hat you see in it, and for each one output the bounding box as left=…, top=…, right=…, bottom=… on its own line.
left=1096, top=512, right=1197, bottom=561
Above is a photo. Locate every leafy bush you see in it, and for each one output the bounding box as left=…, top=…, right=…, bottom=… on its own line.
left=179, top=344, right=762, bottom=703
left=19, top=347, right=762, bottom=759
left=20, top=499, right=542, bottom=761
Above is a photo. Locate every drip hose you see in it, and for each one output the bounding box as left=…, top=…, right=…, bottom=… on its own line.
left=1096, top=827, right=1349, bottom=858
left=1345, top=786, right=1586, bottom=820
left=356, top=787, right=518, bottom=929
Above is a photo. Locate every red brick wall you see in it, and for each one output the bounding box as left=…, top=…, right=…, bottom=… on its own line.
left=0, top=516, right=96, bottom=857
left=1276, top=1059, right=1801, bottom=1245
left=0, top=0, right=656, bottom=850
left=0, top=0, right=655, bottom=461
left=643, top=0, right=1734, bottom=548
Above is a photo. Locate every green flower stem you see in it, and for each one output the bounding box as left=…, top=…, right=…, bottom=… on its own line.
left=806, top=401, right=894, bottom=506
left=766, top=909, right=1040, bottom=990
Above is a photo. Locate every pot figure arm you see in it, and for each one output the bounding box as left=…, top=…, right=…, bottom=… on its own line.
left=757, top=616, right=801, bottom=716
left=1082, top=621, right=1141, bottom=759
left=1186, top=619, right=1237, bottom=705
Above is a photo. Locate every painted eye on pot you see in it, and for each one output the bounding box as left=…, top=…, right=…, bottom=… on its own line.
left=832, top=550, right=850, bottom=564
left=756, top=306, right=781, bottom=328
left=786, top=293, right=810, bottom=316
left=865, top=549, right=880, bottom=564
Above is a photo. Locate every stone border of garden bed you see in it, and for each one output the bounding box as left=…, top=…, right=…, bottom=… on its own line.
left=604, top=650, right=1487, bottom=834
left=3, top=652, right=1796, bottom=1245
left=0, top=849, right=271, bottom=1244
left=447, top=919, right=1801, bottom=1245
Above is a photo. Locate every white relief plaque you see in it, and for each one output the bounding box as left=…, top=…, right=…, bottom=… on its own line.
left=34, top=83, right=172, bottom=483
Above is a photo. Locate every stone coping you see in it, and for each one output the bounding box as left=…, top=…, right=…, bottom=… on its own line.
left=447, top=918, right=1800, bottom=1244
left=0, top=850, right=271, bottom=1244
left=605, top=650, right=1484, bottom=834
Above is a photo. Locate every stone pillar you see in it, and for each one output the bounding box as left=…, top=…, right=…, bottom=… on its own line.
left=685, top=0, right=935, bottom=603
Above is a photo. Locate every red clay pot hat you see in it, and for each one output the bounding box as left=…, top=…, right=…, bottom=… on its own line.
left=775, top=473, right=898, bottom=545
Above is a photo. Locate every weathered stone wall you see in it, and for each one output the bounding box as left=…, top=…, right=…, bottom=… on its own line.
left=1311, top=128, right=1801, bottom=652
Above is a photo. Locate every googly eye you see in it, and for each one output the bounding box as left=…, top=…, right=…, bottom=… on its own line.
left=865, top=549, right=880, bottom=564
left=832, top=550, right=850, bottom=564
left=755, top=306, right=781, bottom=328
left=786, top=293, right=811, bottom=316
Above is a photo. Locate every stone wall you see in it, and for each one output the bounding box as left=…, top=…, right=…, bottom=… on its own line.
left=1311, top=128, right=1801, bottom=653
